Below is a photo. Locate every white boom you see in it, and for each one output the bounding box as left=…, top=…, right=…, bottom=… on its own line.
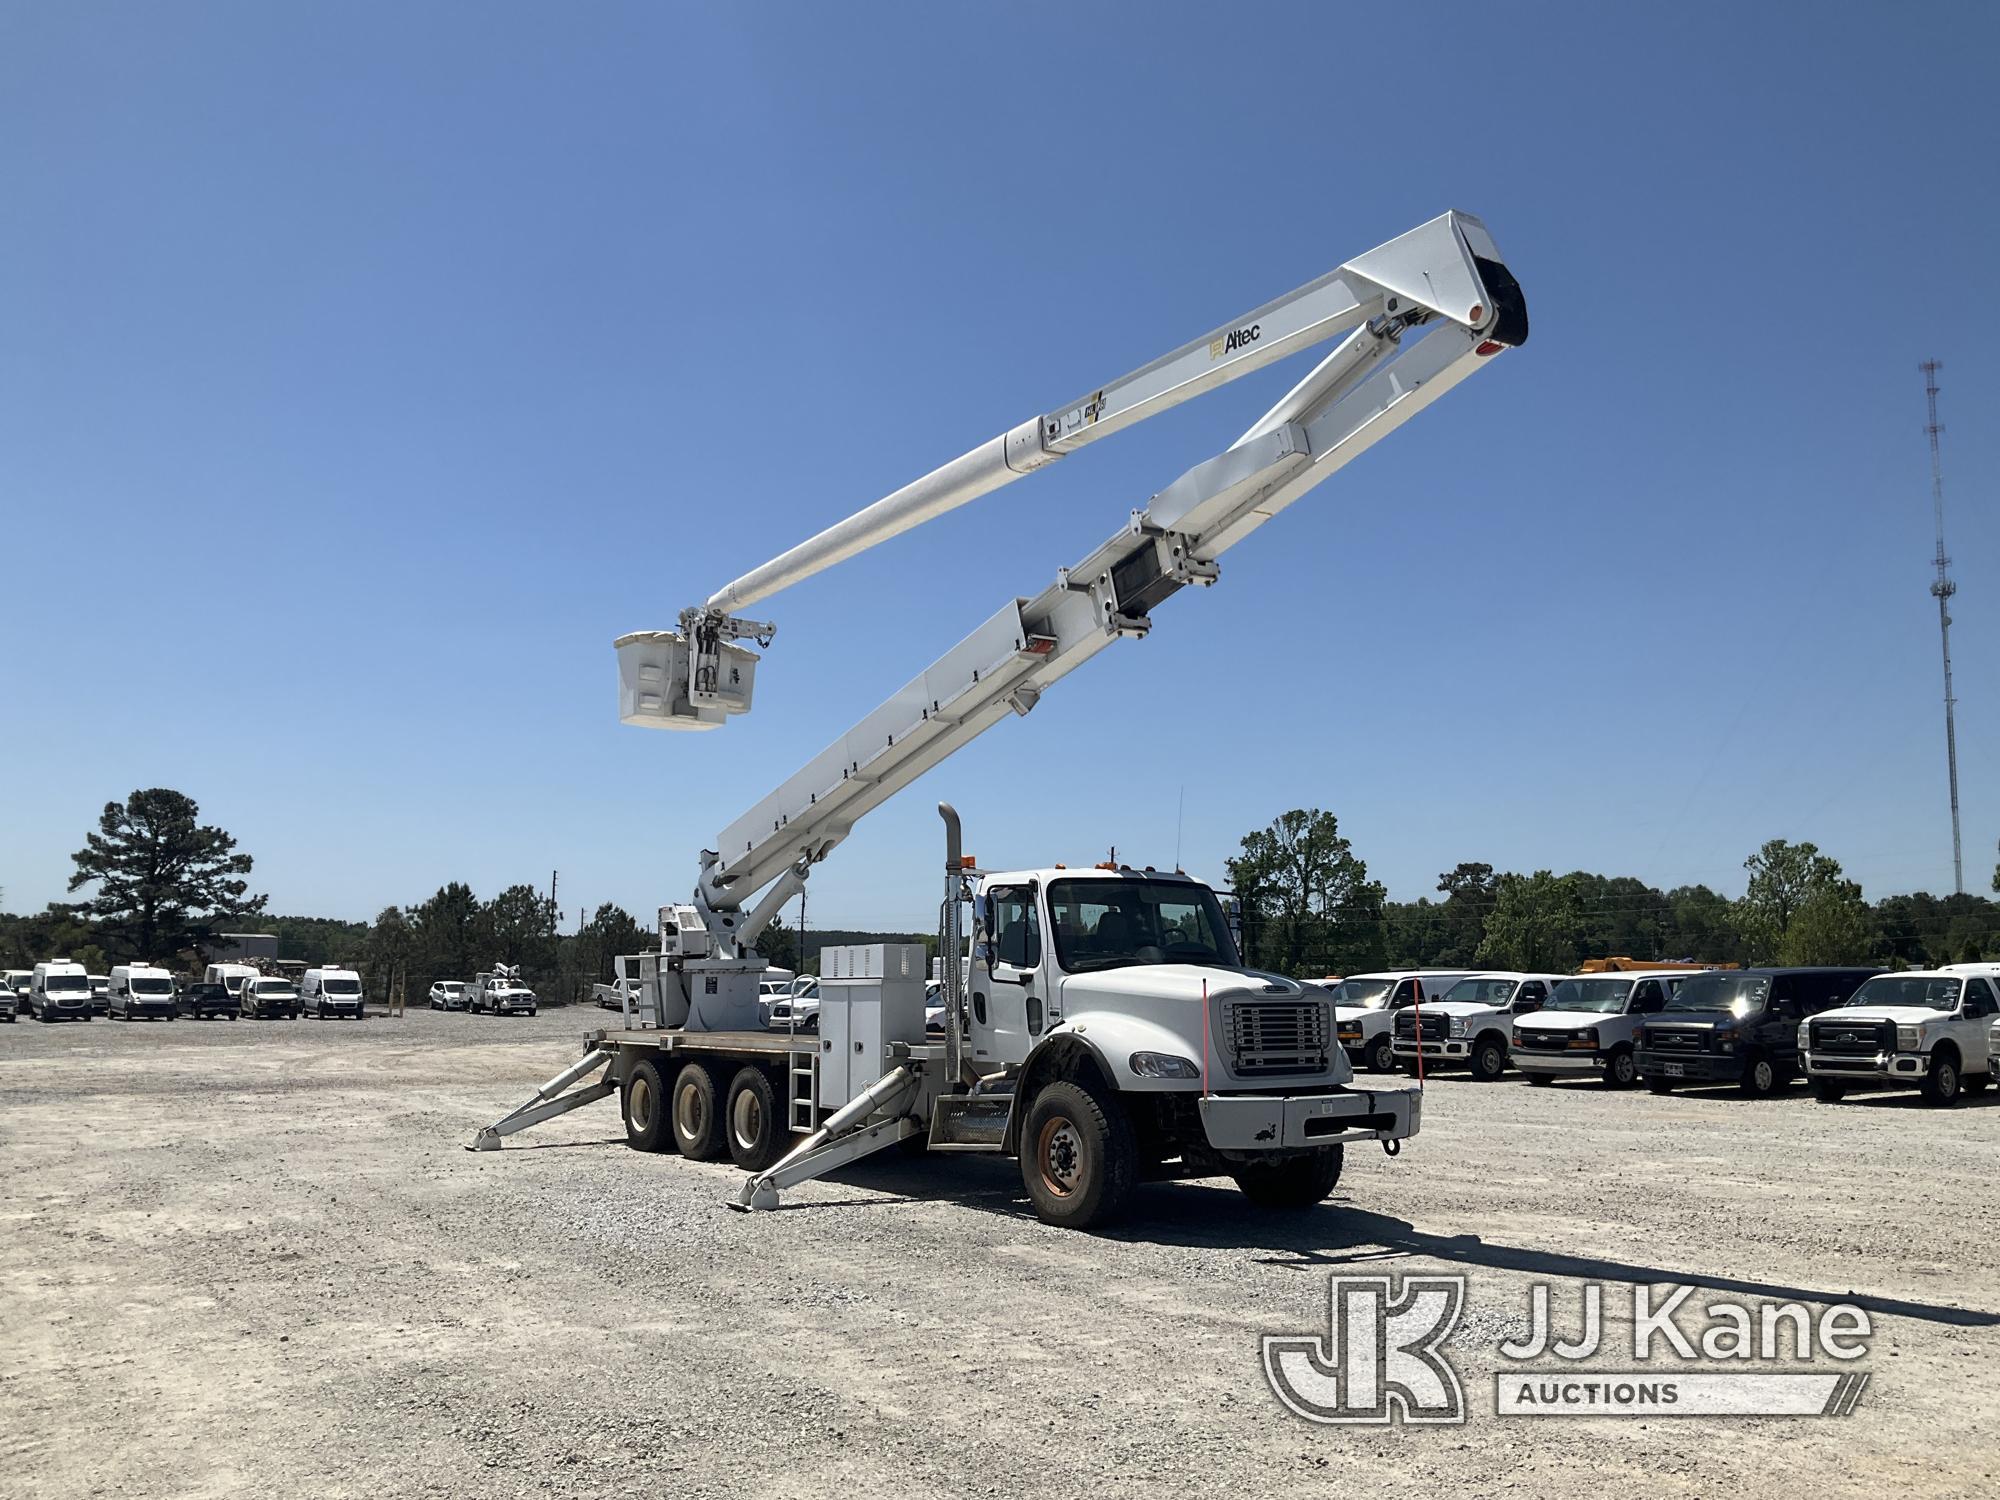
left=617, top=211, right=1527, bottom=940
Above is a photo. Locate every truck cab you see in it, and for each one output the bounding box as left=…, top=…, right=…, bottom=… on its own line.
left=1803, top=967, right=1998, bottom=1105
left=1510, top=970, right=1686, bottom=1088
left=1637, top=967, right=1878, bottom=1097
left=967, top=866, right=1419, bottom=1225
left=107, top=964, right=177, bottom=1020
left=1391, top=971, right=1564, bottom=1081
left=1327, top=970, right=1474, bottom=1074
left=30, top=961, right=95, bottom=1022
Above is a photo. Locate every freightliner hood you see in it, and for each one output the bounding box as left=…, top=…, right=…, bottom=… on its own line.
left=1060, top=964, right=1317, bottom=1013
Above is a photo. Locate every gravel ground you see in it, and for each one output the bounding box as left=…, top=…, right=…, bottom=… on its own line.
left=2, top=1006, right=1995, bottom=1499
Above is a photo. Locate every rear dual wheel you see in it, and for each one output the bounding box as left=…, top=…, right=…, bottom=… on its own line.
left=724, top=1066, right=786, bottom=1172
left=622, top=1059, right=678, bottom=1154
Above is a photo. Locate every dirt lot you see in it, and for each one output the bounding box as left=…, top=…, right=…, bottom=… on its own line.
left=2, top=1007, right=1994, bottom=1499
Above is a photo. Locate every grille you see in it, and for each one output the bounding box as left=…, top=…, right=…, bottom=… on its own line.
left=1392, top=1011, right=1447, bottom=1042
left=1228, top=999, right=1329, bottom=1074
left=1513, top=1029, right=1571, bottom=1052
left=1811, top=1019, right=1893, bottom=1055
left=1644, top=1027, right=1709, bottom=1053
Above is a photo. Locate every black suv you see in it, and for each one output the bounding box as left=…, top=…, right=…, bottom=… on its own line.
left=1636, top=968, right=1879, bottom=1097
left=177, top=981, right=240, bottom=1020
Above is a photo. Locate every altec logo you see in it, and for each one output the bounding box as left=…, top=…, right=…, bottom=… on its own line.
left=1209, top=322, right=1260, bottom=359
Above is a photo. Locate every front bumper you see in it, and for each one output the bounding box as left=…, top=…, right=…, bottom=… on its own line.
left=1804, top=1050, right=1926, bottom=1081
left=1512, top=1049, right=1601, bottom=1073
left=122, top=1001, right=174, bottom=1017
left=1636, top=1049, right=1741, bottom=1082
left=1392, top=1038, right=1470, bottom=1061
left=1197, top=1084, right=1420, bottom=1152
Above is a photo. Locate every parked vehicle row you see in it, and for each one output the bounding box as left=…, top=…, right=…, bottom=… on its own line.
left=1307, top=962, right=2000, bottom=1108
left=3, top=960, right=370, bottom=1022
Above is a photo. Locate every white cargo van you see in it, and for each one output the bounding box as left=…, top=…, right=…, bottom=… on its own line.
left=108, top=964, right=177, bottom=1021
left=241, top=975, right=302, bottom=1020
left=300, top=967, right=365, bottom=1019
left=30, top=961, right=94, bottom=1022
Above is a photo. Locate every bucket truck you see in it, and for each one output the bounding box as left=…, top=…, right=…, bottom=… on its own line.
left=471, top=211, right=1530, bottom=1228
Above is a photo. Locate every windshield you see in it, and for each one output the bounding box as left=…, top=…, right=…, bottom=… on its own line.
left=46, top=974, right=90, bottom=994
left=1665, top=974, right=1769, bottom=1015
left=1846, top=975, right=1961, bottom=1012
left=323, top=977, right=361, bottom=996
left=1046, top=878, right=1240, bottom=974
left=1441, top=977, right=1520, bottom=1007
left=1328, top=979, right=1394, bottom=1009
left=131, top=976, right=173, bottom=996
left=1543, top=978, right=1634, bottom=1013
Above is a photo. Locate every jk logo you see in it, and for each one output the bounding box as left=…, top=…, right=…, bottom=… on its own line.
left=1263, top=1275, right=1467, bottom=1424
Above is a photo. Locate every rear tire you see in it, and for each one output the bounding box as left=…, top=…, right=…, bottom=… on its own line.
left=1019, top=1080, right=1137, bottom=1230
left=1921, top=1053, right=1961, bottom=1106
left=1469, top=1035, right=1508, bottom=1082
left=1231, top=1147, right=1345, bottom=1210
left=724, top=1066, right=786, bottom=1172
left=670, top=1061, right=727, bottom=1159
left=622, top=1058, right=677, bottom=1152
left=1812, top=1078, right=1847, bottom=1102
left=1364, top=1035, right=1394, bottom=1074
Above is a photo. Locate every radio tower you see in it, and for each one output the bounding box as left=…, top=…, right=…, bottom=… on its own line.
left=1920, top=360, right=1963, bottom=895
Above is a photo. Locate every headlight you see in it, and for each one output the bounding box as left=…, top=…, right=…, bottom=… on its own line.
left=1568, top=1028, right=1599, bottom=1050
left=1129, top=1051, right=1201, bottom=1080
left=1897, top=1024, right=1922, bottom=1052
left=1796, top=1023, right=1810, bottom=1049
left=1711, top=1027, right=1736, bottom=1052
left=1448, top=1018, right=1467, bottom=1038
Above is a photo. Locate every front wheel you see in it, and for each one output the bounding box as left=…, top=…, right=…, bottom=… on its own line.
left=1812, top=1078, right=1847, bottom=1103
left=1603, top=1048, right=1638, bottom=1090
left=1525, top=1072, right=1556, bottom=1087
left=1364, top=1035, right=1394, bottom=1074
left=1644, top=1076, right=1675, bottom=1095
left=1469, top=1036, right=1508, bottom=1083
left=1019, top=1080, right=1137, bottom=1230
left=1739, top=1056, right=1780, bottom=1098
left=1231, top=1147, right=1344, bottom=1210
left=1963, top=1072, right=1989, bottom=1095
left=1921, top=1054, right=1961, bottom=1106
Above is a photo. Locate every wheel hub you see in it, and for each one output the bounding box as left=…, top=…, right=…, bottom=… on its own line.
left=733, top=1090, right=762, bottom=1148
left=1038, top=1117, right=1083, bottom=1196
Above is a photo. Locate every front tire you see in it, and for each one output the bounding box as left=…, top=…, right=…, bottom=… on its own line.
left=1739, top=1056, right=1780, bottom=1097
left=1525, top=1072, right=1556, bottom=1087
left=1644, top=1076, right=1675, bottom=1095
left=670, top=1061, right=727, bottom=1159
left=1019, top=1080, right=1137, bottom=1230
left=1921, top=1053, right=1961, bottom=1106
left=1364, top=1035, right=1394, bottom=1074
left=1231, top=1147, right=1344, bottom=1210
left=1469, top=1035, right=1508, bottom=1082
left=1812, top=1078, right=1847, bottom=1102
left=1603, top=1047, right=1638, bottom=1090
left=622, top=1059, right=677, bottom=1152
left=1963, top=1072, right=1989, bottom=1095
left=724, top=1066, right=786, bottom=1172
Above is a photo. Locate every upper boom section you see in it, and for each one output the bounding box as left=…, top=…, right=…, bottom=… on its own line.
left=613, top=213, right=1521, bottom=735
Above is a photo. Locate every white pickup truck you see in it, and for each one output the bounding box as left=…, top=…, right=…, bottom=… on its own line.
left=1509, top=970, right=1687, bottom=1088
left=466, top=966, right=538, bottom=1016
left=1391, top=971, right=1566, bottom=1081
left=1802, top=967, right=1998, bottom=1105
left=1328, top=970, right=1475, bottom=1074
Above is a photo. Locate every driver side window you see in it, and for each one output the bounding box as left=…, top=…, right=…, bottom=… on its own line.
left=992, top=889, right=1041, bottom=970
left=1514, top=981, right=1547, bottom=1013
left=1631, top=979, right=1665, bottom=1014
left=1964, top=977, right=1997, bottom=1018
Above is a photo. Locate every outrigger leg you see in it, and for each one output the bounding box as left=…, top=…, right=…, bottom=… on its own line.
left=468, top=1048, right=616, bottom=1151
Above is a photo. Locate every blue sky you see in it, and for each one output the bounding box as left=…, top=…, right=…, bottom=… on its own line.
left=3, top=3, right=1995, bottom=932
